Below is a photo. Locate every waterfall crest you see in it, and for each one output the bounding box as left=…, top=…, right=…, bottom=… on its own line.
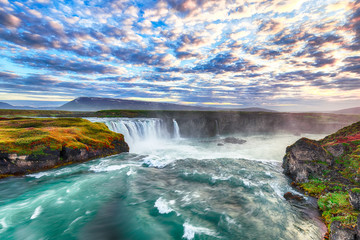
left=87, top=118, right=177, bottom=151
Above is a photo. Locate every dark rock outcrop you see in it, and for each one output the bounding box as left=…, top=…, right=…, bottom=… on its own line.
left=282, top=138, right=333, bottom=182
left=330, top=221, right=357, bottom=240
left=0, top=140, right=129, bottom=176
left=283, top=192, right=304, bottom=201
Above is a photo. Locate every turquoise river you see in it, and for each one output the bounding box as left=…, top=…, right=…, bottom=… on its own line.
left=0, top=118, right=326, bottom=240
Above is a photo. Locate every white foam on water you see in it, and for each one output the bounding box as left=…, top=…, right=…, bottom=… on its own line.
left=225, top=216, right=238, bottom=226
left=269, top=182, right=284, bottom=198
left=211, top=174, right=231, bottom=182
left=90, top=163, right=139, bottom=173
left=64, top=216, right=83, bottom=233
left=27, top=172, right=51, bottom=178
left=154, top=197, right=175, bottom=214
left=30, top=206, right=42, bottom=220
left=27, top=168, right=73, bottom=178
left=56, top=198, right=65, bottom=204
left=69, top=216, right=82, bottom=226
left=182, top=221, right=218, bottom=240
left=0, top=218, right=8, bottom=233
left=242, top=179, right=251, bottom=187
left=143, top=155, right=176, bottom=168
left=126, top=169, right=135, bottom=176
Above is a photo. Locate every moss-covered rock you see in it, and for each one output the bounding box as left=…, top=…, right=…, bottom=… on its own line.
left=0, top=117, right=129, bottom=177
left=283, top=121, right=360, bottom=239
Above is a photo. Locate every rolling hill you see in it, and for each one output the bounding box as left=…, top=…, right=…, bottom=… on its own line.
left=58, top=97, right=276, bottom=112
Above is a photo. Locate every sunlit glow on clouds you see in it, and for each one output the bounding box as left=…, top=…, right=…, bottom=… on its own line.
left=0, top=0, right=359, bottom=111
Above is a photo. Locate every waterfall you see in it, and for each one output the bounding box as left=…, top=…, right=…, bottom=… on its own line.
left=173, top=119, right=181, bottom=139
left=88, top=118, right=171, bottom=151
left=215, top=120, right=220, bottom=136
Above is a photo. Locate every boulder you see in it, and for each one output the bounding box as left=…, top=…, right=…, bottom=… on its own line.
left=223, top=137, right=246, bottom=144
left=283, top=192, right=304, bottom=201
left=330, top=221, right=356, bottom=240
left=282, top=138, right=333, bottom=182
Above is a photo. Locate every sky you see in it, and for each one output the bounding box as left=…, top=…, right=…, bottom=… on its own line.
left=0, top=0, right=359, bottom=111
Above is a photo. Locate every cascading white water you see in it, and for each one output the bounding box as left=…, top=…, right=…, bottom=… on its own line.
left=173, top=119, right=181, bottom=139
left=88, top=118, right=172, bottom=152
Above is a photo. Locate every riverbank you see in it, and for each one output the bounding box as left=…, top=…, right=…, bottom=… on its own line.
left=283, top=121, right=360, bottom=239
left=0, top=118, right=129, bottom=177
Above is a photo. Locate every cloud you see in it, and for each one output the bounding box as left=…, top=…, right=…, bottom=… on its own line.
left=0, top=11, right=21, bottom=28
left=0, top=0, right=359, bottom=110
left=0, top=28, right=52, bottom=49
left=191, top=53, right=261, bottom=74
left=346, top=0, right=360, bottom=50
left=276, top=70, right=331, bottom=81
left=12, top=54, right=121, bottom=74
left=331, top=77, right=360, bottom=90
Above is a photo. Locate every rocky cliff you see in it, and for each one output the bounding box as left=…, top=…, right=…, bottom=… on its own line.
left=283, top=121, right=360, bottom=239
left=91, top=110, right=360, bottom=137
left=0, top=118, right=129, bottom=177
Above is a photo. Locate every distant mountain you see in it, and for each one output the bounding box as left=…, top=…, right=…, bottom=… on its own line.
left=58, top=97, right=213, bottom=111
left=333, top=107, right=360, bottom=115
left=0, top=102, right=36, bottom=110
left=229, top=107, right=276, bottom=112
left=59, top=97, right=277, bottom=112
left=0, top=102, right=14, bottom=109
left=1, top=98, right=276, bottom=112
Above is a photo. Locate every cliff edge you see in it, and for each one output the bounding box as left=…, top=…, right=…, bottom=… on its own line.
left=0, top=118, right=129, bottom=177
left=283, top=121, right=360, bottom=239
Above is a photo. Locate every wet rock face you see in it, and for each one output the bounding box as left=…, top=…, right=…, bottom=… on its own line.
left=282, top=138, right=333, bottom=182
left=330, top=221, right=357, bottom=240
